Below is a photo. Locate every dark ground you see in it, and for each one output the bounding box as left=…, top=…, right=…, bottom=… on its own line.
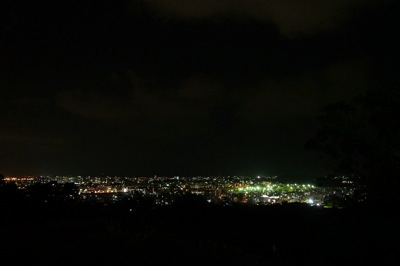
left=1, top=200, right=399, bottom=266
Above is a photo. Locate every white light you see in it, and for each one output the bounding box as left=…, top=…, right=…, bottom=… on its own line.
left=307, top=199, right=314, bottom=204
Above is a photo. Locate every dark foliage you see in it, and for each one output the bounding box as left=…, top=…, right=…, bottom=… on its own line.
left=1, top=197, right=399, bottom=266
left=1, top=178, right=399, bottom=266
left=306, top=85, right=400, bottom=201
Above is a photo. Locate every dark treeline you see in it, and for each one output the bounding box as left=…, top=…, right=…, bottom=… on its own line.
left=1, top=177, right=399, bottom=266
left=306, top=84, right=400, bottom=203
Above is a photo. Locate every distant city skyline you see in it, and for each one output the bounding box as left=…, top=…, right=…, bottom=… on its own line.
left=3, top=174, right=361, bottom=208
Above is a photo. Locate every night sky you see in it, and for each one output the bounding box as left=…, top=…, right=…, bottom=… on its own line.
left=1, top=0, right=399, bottom=177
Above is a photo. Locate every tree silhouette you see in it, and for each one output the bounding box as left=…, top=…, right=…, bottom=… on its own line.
left=61, top=182, right=79, bottom=197
left=306, top=85, right=400, bottom=202
left=0, top=174, right=22, bottom=205
left=27, top=181, right=62, bottom=203
left=0, top=174, right=5, bottom=186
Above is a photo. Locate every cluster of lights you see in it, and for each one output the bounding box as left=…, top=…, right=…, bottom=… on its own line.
left=232, top=183, right=315, bottom=193
left=230, top=183, right=318, bottom=205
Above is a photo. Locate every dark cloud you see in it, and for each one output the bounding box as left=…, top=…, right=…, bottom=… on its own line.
left=1, top=0, right=398, bottom=176
left=56, top=90, right=135, bottom=121
left=145, top=0, right=392, bottom=36
left=56, top=60, right=368, bottom=132
left=241, top=60, right=369, bottom=122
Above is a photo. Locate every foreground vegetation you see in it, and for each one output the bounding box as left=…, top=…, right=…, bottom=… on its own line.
left=1, top=192, right=399, bottom=266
